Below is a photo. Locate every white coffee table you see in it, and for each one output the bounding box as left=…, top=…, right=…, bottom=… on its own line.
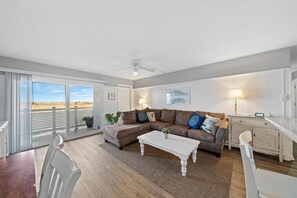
left=137, top=130, right=200, bottom=176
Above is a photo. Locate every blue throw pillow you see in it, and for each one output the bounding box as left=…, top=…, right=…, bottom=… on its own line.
left=188, top=114, right=206, bottom=129
left=137, top=112, right=149, bottom=123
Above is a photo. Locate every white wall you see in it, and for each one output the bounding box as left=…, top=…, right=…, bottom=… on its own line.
left=103, top=86, right=119, bottom=125
left=0, top=74, right=5, bottom=121
left=134, top=68, right=294, bottom=160
left=134, top=69, right=291, bottom=117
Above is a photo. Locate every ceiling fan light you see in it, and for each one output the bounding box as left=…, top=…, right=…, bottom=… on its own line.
left=133, top=71, right=138, bottom=76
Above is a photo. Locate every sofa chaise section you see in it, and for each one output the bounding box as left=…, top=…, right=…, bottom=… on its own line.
left=103, top=123, right=150, bottom=150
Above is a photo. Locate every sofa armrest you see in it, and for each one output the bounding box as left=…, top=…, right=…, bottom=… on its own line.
left=216, top=118, right=228, bottom=129
left=214, top=120, right=229, bottom=154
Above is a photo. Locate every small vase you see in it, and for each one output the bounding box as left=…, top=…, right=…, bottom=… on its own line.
left=164, top=133, right=169, bottom=139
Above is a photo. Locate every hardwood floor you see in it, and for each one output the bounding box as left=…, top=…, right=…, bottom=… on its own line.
left=34, top=134, right=297, bottom=198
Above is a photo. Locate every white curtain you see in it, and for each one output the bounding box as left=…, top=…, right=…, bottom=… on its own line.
left=93, top=86, right=100, bottom=129
left=5, top=72, right=32, bottom=154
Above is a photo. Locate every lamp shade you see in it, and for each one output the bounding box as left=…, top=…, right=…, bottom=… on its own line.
left=139, top=98, right=146, bottom=104
left=229, top=89, right=244, bottom=99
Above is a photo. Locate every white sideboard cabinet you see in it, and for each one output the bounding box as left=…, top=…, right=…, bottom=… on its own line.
left=228, top=115, right=282, bottom=162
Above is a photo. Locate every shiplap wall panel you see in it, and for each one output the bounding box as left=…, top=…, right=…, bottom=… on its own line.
left=134, top=69, right=287, bottom=117
left=133, top=69, right=294, bottom=161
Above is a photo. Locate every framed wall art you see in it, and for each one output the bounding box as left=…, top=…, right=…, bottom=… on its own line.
left=166, top=87, right=190, bottom=105
left=108, top=93, right=115, bottom=100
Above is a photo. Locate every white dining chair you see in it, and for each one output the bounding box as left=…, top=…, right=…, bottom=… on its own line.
left=38, top=148, right=81, bottom=198
left=239, top=131, right=297, bottom=198
left=40, top=133, right=64, bottom=185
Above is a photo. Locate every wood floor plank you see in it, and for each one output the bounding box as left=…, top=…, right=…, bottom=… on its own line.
left=34, top=134, right=297, bottom=198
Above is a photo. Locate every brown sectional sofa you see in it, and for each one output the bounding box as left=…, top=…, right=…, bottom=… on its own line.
left=103, top=108, right=229, bottom=157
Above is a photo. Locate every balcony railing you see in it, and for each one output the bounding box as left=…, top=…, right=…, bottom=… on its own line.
left=31, top=106, right=93, bottom=140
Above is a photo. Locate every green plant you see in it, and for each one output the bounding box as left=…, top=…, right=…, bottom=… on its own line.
left=105, top=112, right=122, bottom=125
left=82, top=116, right=93, bottom=128
left=161, top=127, right=170, bottom=134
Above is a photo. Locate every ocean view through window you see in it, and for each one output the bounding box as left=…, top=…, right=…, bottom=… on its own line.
left=31, top=80, right=98, bottom=147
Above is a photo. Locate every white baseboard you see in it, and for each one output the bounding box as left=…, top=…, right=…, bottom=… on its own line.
left=283, top=153, right=295, bottom=161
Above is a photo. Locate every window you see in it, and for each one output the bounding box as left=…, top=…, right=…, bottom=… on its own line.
left=31, top=78, right=101, bottom=148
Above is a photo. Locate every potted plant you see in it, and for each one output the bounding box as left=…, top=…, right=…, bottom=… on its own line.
left=82, top=116, right=93, bottom=128
left=105, top=112, right=122, bottom=125
left=161, top=127, right=170, bottom=139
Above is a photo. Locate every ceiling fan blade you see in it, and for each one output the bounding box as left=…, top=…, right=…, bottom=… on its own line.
left=115, top=66, right=132, bottom=71
left=140, top=66, right=155, bottom=72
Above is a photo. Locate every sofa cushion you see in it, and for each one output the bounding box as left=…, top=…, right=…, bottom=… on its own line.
left=137, top=112, right=149, bottom=123
left=151, top=109, right=162, bottom=121
left=146, top=112, right=156, bottom=122
left=150, top=121, right=172, bottom=131
left=160, top=109, right=176, bottom=123
left=196, top=111, right=225, bottom=120
left=103, top=124, right=150, bottom=139
left=201, top=115, right=219, bottom=134
left=167, top=125, right=189, bottom=137
left=188, top=129, right=215, bottom=143
left=188, top=113, right=206, bottom=129
left=208, top=112, right=225, bottom=120
left=175, top=110, right=194, bottom=126
left=122, top=110, right=137, bottom=124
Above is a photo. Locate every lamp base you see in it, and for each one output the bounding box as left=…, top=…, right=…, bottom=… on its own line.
left=234, top=99, right=238, bottom=115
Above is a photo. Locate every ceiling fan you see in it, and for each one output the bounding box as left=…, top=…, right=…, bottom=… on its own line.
left=117, top=59, right=162, bottom=76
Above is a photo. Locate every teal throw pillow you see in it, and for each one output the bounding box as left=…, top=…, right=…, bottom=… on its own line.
left=188, top=114, right=206, bottom=129
left=137, top=112, right=149, bottom=123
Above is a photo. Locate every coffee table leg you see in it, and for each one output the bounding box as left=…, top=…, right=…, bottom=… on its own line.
left=139, top=141, right=144, bottom=156
left=180, top=157, right=187, bottom=176
left=192, top=146, right=198, bottom=163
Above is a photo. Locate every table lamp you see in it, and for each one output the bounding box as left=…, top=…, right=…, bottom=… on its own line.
left=139, top=98, right=146, bottom=109
left=229, top=89, right=244, bottom=115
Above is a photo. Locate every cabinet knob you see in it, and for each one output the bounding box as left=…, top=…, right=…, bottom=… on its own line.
left=264, top=123, right=268, bottom=125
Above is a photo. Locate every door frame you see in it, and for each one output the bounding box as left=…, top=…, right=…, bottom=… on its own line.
left=117, top=84, right=132, bottom=111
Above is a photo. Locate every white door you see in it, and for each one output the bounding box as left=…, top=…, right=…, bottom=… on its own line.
left=118, top=86, right=131, bottom=112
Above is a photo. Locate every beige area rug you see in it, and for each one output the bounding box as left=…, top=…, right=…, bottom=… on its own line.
left=100, top=142, right=233, bottom=198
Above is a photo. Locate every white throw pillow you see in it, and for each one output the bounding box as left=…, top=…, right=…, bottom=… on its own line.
left=201, top=115, right=219, bottom=134
left=117, top=114, right=124, bottom=126
left=146, top=112, right=156, bottom=122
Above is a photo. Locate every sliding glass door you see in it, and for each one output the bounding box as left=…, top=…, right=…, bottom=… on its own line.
left=32, top=82, right=66, bottom=147
left=31, top=78, right=101, bottom=148
left=69, top=85, right=94, bottom=133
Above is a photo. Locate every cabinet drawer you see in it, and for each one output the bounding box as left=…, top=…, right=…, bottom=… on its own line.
left=250, top=119, right=274, bottom=129
left=232, top=125, right=251, bottom=144
left=253, top=128, right=278, bottom=152
left=232, top=117, right=273, bottom=129
left=232, top=117, right=249, bottom=125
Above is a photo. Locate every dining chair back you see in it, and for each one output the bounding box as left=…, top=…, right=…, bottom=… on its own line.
left=239, top=131, right=259, bottom=198
left=38, top=148, right=81, bottom=198
left=40, top=133, right=64, bottom=184
left=239, top=130, right=297, bottom=198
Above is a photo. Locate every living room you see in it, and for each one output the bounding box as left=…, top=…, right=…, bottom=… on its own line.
left=1, top=1, right=297, bottom=198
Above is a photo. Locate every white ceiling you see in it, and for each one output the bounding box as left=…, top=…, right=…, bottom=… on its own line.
left=0, top=0, right=297, bottom=80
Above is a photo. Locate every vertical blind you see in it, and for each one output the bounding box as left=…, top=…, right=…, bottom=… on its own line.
left=5, top=72, right=32, bottom=154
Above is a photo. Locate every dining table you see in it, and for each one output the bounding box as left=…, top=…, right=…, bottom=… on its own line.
left=0, top=150, right=36, bottom=198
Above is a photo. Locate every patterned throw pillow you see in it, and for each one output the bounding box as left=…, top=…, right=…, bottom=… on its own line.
left=188, top=113, right=206, bottom=129
left=201, top=115, right=220, bottom=134
left=137, top=112, right=149, bottom=123
left=146, top=112, right=156, bottom=122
